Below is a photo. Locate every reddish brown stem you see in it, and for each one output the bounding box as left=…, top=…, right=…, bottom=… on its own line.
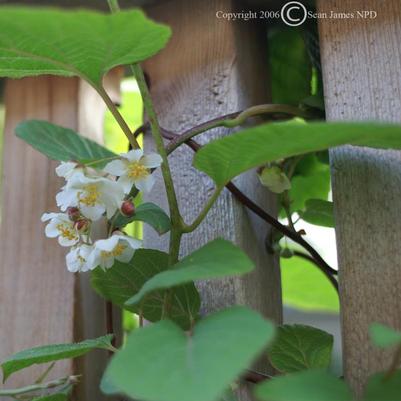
left=159, top=128, right=338, bottom=292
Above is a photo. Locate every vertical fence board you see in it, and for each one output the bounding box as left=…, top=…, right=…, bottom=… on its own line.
left=0, top=77, right=78, bottom=389
left=0, top=74, right=122, bottom=399
left=318, top=0, right=401, bottom=394
left=143, top=1, right=282, bottom=397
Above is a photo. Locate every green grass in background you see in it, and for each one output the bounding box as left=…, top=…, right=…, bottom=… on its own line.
left=281, top=255, right=339, bottom=313
left=104, top=80, right=143, bottom=154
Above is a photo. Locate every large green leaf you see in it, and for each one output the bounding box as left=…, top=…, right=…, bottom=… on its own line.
left=369, top=323, right=401, bottom=348
left=113, top=202, right=171, bottom=235
left=268, top=325, right=333, bottom=373
left=269, top=28, right=311, bottom=106
left=299, top=199, right=335, bottom=228
left=194, top=121, right=401, bottom=186
left=0, top=7, right=171, bottom=87
left=102, top=306, right=275, bottom=401
left=255, top=370, right=353, bottom=401
left=1, top=335, right=113, bottom=382
left=363, top=371, right=401, bottom=401
left=16, top=120, right=116, bottom=166
left=91, top=249, right=200, bottom=330
left=125, top=239, right=254, bottom=308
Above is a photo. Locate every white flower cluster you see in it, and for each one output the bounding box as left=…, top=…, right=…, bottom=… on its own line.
left=42, top=149, right=162, bottom=273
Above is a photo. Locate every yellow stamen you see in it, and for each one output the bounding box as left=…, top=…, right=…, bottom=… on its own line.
left=78, top=184, right=100, bottom=207
left=101, top=243, right=126, bottom=259
left=127, top=161, right=149, bottom=180
left=56, top=224, right=77, bottom=240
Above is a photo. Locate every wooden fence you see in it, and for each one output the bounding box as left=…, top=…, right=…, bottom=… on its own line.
left=0, top=0, right=399, bottom=399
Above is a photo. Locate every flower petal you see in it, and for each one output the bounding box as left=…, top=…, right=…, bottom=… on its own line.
left=122, top=149, right=143, bottom=162
left=80, top=204, right=105, bottom=221
left=41, top=212, right=58, bottom=222
left=66, top=248, right=80, bottom=273
left=135, top=174, right=155, bottom=193
left=122, top=236, right=142, bottom=250
left=58, top=235, right=79, bottom=247
left=105, top=203, right=119, bottom=219
left=103, top=159, right=126, bottom=177
left=103, top=257, right=115, bottom=269
left=56, top=162, right=78, bottom=178
left=116, top=246, right=135, bottom=263
left=95, top=236, right=119, bottom=252
left=102, top=180, right=126, bottom=203
left=142, top=153, right=163, bottom=168
left=86, top=248, right=101, bottom=271
left=45, top=221, right=60, bottom=238
left=117, top=175, right=134, bottom=194
left=56, top=188, right=78, bottom=210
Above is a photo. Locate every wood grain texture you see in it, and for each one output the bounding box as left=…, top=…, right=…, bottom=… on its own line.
left=0, top=74, right=122, bottom=400
left=318, top=0, right=401, bottom=394
left=143, top=0, right=282, bottom=394
left=0, top=76, right=78, bottom=392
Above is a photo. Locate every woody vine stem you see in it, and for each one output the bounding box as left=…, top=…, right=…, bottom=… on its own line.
left=108, top=0, right=337, bottom=304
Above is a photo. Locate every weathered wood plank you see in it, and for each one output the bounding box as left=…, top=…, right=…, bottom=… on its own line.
left=318, top=0, right=401, bottom=394
left=0, top=76, right=78, bottom=390
left=143, top=1, right=282, bottom=398
left=0, top=73, right=122, bottom=400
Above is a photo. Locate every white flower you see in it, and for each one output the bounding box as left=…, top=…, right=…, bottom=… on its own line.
left=103, top=149, right=162, bottom=193
left=88, top=234, right=142, bottom=270
left=56, top=172, right=125, bottom=221
left=41, top=212, right=79, bottom=247
left=66, top=244, right=94, bottom=273
left=56, top=162, right=80, bottom=179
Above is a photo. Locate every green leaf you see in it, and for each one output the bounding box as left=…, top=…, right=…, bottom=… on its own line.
left=363, top=371, right=401, bottom=401
left=194, top=121, right=401, bottom=186
left=16, top=120, right=116, bottom=166
left=369, top=323, right=401, bottom=348
left=102, top=306, right=275, bottom=401
left=125, top=239, right=254, bottom=308
left=268, top=325, right=333, bottom=373
left=91, top=249, right=200, bottom=330
left=1, top=335, right=113, bottom=382
left=281, top=255, right=339, bottom=313
left=299, top=199, right=334, bottom=228
left=0, top=7, right=171, bottom=87
left=220, top=387, right=238, bottom=401
left=269, top=28, right=312, bottom=106
left=255, top=370, right=353, bottom=401
left=113, top=202, right=171, bottom=235
left=285, top=154, right=330, bottom=215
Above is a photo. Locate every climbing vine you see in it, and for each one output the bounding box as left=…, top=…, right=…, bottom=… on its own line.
left=0, top=3, right=401, bottom=401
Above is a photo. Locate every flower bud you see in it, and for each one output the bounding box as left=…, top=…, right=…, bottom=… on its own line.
left=121, top=200, right=136, bottom=217
left=67, top=206, right=81, bottom=222
left=74, top=219, right=89, bottom=233
left=258, top=166, right=291, bottom=194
